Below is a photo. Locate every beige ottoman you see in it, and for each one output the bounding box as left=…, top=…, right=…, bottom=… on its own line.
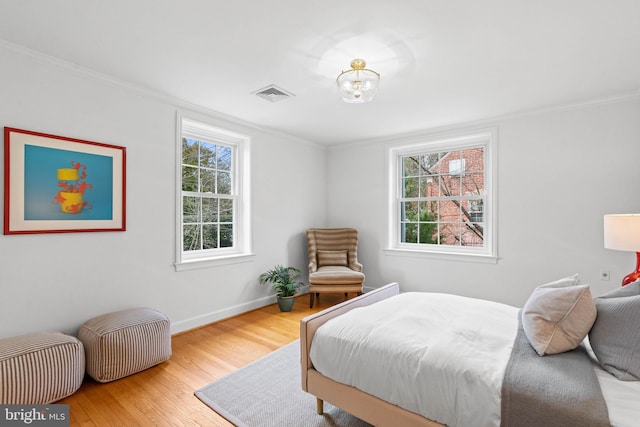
left=78, top=307, right=171, bottom=383
left=0, top=332, right=85, bottom=404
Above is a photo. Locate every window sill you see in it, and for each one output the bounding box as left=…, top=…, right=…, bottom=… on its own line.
left=175, top=253, right=255, bottom=271
left=383, top=248, right=498, bottom=264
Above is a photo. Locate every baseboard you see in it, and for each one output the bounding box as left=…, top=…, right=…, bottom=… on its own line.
left=297, top=284, right=310, bottom=294
left=170, top=295, right=275, bottom=335
left=171, top=284, right=370, bottom=335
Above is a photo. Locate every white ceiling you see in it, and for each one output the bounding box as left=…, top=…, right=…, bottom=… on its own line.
left=1, top=1, right=639, bottom=145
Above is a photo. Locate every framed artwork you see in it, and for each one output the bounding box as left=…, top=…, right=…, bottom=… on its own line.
left=4, top=127, right=126, bottom=234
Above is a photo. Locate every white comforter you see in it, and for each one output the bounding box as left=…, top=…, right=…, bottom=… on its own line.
left=310, top=292, right=519, bottom=427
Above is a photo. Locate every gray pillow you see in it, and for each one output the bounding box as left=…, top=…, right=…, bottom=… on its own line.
left=589, top=280, right=640, bottom=381
left=522, top=274, right=597, bottom=356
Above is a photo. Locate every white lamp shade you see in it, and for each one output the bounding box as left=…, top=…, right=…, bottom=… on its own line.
left=604, top=214, right=640, bottom=252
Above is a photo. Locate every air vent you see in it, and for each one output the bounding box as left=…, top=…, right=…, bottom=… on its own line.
left=252, top=85, right=295, bottom=103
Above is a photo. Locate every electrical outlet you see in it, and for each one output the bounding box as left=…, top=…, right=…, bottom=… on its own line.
left=600, top=270, right=610, bottom=281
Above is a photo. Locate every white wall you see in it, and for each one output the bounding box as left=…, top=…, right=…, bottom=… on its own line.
left=327, top=96, right=640, bottom=307
left=0, top=44, right=327, bottom=338
left=2, top=41, right=639, bottom=340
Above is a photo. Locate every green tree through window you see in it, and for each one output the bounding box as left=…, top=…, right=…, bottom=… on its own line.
left=182, top=137, right=234, bottom=252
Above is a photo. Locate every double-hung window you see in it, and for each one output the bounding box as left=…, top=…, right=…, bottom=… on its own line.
left=387, top=128, right=497, bottom=261
left=176, top=117, right=252, bottom=270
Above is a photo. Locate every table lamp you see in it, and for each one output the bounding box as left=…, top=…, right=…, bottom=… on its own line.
left=604, top=214, right=640, bottom=286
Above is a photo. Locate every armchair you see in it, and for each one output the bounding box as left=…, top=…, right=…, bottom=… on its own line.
left=306, top=228, right=365, bottom=307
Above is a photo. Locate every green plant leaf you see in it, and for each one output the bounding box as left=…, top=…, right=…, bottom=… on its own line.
left=258, top=265, right=302, bottom=297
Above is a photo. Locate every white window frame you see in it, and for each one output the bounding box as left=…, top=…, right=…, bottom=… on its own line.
left=385, top=127, right=498, bottom=263
left=175, top=114, right=253, bottom=271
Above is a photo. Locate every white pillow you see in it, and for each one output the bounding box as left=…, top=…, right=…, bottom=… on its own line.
left=522, top=274, right=597, bottom=356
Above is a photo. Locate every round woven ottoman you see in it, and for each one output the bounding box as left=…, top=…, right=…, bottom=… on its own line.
left=78, top=307, right=171, bottom=383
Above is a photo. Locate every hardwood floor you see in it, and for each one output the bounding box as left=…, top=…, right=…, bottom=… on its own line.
left=61, top=292, right=347, bottom=426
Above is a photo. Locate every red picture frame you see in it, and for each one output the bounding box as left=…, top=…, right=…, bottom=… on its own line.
left=4, top=127, right=126, bottom=234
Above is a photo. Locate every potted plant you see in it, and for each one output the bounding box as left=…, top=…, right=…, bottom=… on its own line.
left=258, top=265, right=303, bottom=312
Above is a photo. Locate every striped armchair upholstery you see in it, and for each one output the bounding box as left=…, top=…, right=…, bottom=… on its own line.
left=78, top=307, right=171, bottom=383
left=0, top=332, right=85, bottom=404
left=306, top=228, right=365, bottom=307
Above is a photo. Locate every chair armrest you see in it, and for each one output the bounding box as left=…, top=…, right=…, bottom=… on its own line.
left=350, top=261, right=363, bottom=272
left=309, top=261, right=317, bottom=273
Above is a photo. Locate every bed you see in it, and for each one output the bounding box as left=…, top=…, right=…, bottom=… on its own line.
left=300, top=281, right=640, bottom=427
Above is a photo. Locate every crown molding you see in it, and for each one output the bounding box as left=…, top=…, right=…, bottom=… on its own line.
left=0, top=38, right=323, bottom=149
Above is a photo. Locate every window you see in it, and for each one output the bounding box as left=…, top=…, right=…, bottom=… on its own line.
left=468, top=199, right=483, bottom=223
left=182, top=138, right=233, bottom=250
left=176, top=117, right=252, bottom=270
left=386, top=129, right=497, bottom=261
left=448, top=158, right=466, bottom=176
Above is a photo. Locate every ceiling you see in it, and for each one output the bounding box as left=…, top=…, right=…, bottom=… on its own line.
left=1, top=1, right=639, bottom=145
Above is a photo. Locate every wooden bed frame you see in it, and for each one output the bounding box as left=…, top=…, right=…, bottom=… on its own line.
left=300, top=282, right=445, bottom=427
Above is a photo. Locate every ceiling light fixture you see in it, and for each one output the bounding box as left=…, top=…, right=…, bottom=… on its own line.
left=336, top=59, right=380, bottom=104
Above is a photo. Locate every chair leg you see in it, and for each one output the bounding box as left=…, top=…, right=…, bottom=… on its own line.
left=316, top=397, right=324, bottom=415
left=310, top=292, right=315, bottom=308
left=344, top=292, right=348, bottom=300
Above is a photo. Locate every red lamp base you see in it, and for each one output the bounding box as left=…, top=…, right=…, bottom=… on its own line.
left=622, top=251, right=640, bottom=286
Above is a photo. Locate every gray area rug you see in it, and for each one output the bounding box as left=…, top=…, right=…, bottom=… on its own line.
left=195, top=340, right=372, bottom=427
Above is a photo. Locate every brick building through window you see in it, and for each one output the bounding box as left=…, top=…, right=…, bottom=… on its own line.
left=401, top=147, right=485, bottom=247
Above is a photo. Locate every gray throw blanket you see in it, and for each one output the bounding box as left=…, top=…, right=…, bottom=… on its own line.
left=500, top=312, right=610, bottom=427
